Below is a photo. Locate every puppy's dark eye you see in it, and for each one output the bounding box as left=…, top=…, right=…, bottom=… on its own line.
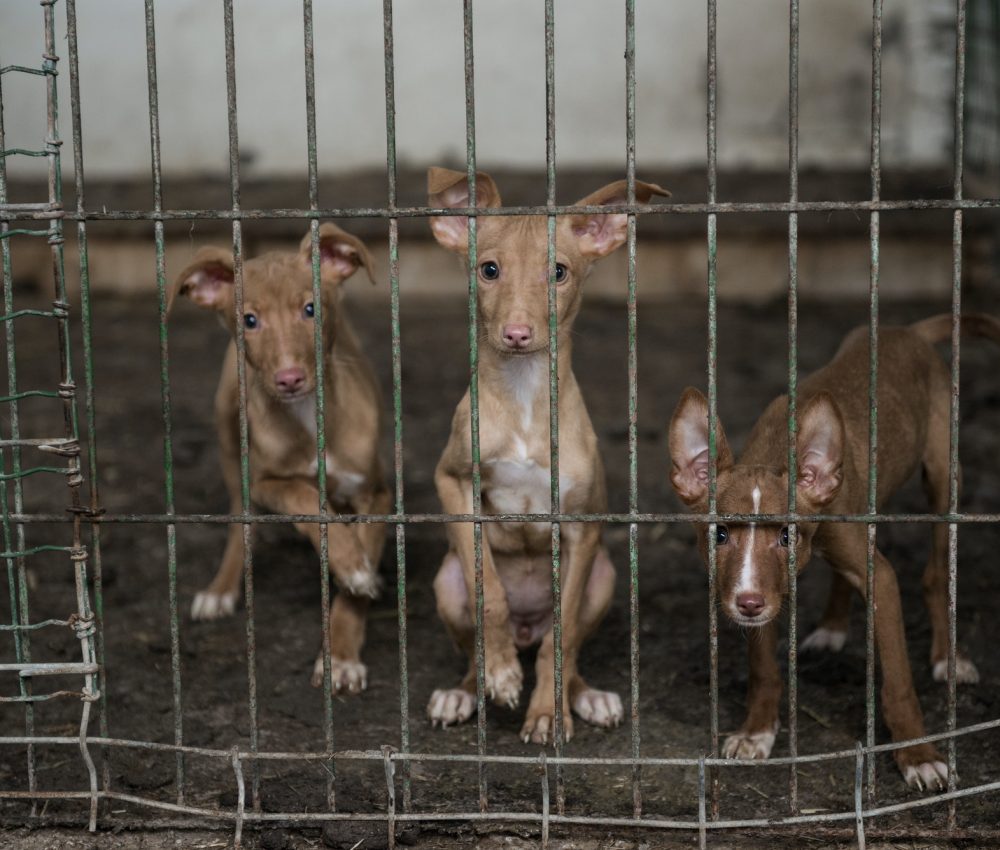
left=715, top=525, right=729, bottom=545
left=244, top=313, right=258, bottom=330
left=480, top=261, right=500, bottom=281
left=779, top=526, right=790, bottom=547
left=554, top=263, right=568, bottom=283
left=304, top=302, right=314, bottom=319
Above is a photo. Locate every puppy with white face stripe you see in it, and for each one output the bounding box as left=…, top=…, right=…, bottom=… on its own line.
left=668, top=313, right=1000, bottom=792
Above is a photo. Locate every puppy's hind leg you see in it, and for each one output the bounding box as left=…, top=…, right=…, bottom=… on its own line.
left=922, top=398, right=979, bottom=684
left=427, top=552, right=478, bottom=728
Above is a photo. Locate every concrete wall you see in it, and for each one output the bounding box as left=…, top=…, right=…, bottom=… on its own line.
left=4, top=0, right=957, bottom=180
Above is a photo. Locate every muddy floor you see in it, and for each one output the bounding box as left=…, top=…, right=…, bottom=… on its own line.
left=0, top=288, right=998, bottom=848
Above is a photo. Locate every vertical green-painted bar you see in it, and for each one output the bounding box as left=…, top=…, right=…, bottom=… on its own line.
left=947, top=0, right=968, bottom=829
left=65, top=0, right=111, bottom=800
left=41, top=1, right=100, bottom=827
left=705, top=0, right=721, bottom=819
left=864, top=0, right=884, bottom=803
left=786, top=0, right=801, bottom=814
left=382, top=0, right=411, bottom=813
left=542, top=0, right=566, bottom=816
left=623, top=0, right=642, bottom=820
left=218, top=0, right=262, bottom=812
left=142, top=0, right=185, bottom=804
left=461, top=0, right=488, bottom=812
left=301, top=0, right=337, bottom=812
left=0, top=19, right=37, bottom=809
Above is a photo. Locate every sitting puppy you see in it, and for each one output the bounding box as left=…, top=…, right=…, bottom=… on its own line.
left=172, top=224, right=390, bottom=693
left=668, top=313, right=998, bottom=790
left=426, top=166, right=669, bottom=743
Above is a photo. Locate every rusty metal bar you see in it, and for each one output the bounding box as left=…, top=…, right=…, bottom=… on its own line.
left=542, top=0, right=566, bottom=816
left=864, top=0, right=884, bottom=803
left=460, top=0, right=488, bottom=813
left=142, top=0, right=185, bottom=805
left=785, top=0, right=801, bottom=813
left=947, top=0, right=969, bottom=830
left=624, top=0, right=643, bottom=820
left=9, top=509, right=1000, bottom=526
left=382, top=0, right=411, bottom=815
left=705, top=0, right=721, bottom=821
left=301, top=0, right=337, bottom=812
left=8, top=196, right=1000, bottom=225
left=65, top=0, right=111, bottom=803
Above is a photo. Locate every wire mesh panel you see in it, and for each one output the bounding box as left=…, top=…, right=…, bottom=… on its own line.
left=0, top=1, right=998, bottom=848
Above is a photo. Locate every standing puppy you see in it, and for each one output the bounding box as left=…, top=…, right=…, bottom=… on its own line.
left=668, top=314, right=998, bottom=790
left=427, top=167, right=669, bottom=743
left=172, top=224, right=391, bottom=693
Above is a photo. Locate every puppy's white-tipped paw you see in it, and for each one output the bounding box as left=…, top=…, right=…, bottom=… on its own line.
left=485, top=661, right=522, bottom=709
left=427, top=689, right=475, bottom=727
left=520, top=709, right=574, bottom=745
left=722, top=725, right=778, bottom=760
left=932, top=658, right=980, bottom=684
left=572, top=689, right=623, bottom=729
left=340, top=563, right=380, bottom=599
left=800, top=627, right=847, bottom=653
left=310, top=655, right=368, bottom=693
left=903, top=761, right=949, bottom=793
left=191, top=590, right=238, bottom=621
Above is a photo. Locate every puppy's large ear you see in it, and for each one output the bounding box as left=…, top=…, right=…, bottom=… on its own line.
left=300, top=223, right=376, bottom=286
left=668, top=387, right=733, bottom=509
left=171, top=247, right=235, bottom=313
left=570, top=179, right=670, bottom=259
left=427, top=167, right=502, bottom=253
left=795, top=392, right=845, bottom=508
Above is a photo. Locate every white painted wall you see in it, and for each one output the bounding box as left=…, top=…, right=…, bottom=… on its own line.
left=3, top=0, right=956, bottom=180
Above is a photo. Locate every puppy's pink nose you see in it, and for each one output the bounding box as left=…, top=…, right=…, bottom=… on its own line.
left=274, top=367, right=305, bottom=393
left=737, top=592, right=765, bottom=618
left=502, top=324, right=533, bottom=349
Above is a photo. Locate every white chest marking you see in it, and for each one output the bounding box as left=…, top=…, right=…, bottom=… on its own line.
left=487, top=455, right=575, bottom=518
left=737, top=486, right=762, bottom=594
left=288, top=394, right=319, bottom=439
left=502, top=356, right=546, bottom=432
left=307, top=451, right=365, bottom=501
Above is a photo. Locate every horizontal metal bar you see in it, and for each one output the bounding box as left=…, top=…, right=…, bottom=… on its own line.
left=0, top=662, right=98, bottom=676
left=8, top=510, right=1000, bottom=525
left=1, top=782, right=998, bottom=832
left=0, top=149, right=49, bottom=159
left=0, top=618, right=78, bottom=631
left=0, top=65, right=53, bottom=77
left=2, top=716, right=997, bottom=766
left=0, top=691, right=91, bottom=704
left=2, top=197, right=1000, bottom=224
left=0, top=465, right=67, bottom=481
left=0, top=309, right=58, bottom=322
left=0, top=390, right=60, bottom=402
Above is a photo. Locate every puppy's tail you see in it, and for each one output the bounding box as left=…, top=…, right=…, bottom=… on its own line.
left=910, top=313, right=1000, bottom=347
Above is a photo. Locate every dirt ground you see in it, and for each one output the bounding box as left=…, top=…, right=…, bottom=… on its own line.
left=0, top=287, right=999, bottom=849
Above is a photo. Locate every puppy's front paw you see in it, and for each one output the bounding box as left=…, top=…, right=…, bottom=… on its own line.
left=897, top=745, right=949, bottom=792
left=800, top=626, right=847, bottom=653
left=932, top=657, right=980, bottom=684
left=428, top=688, right=476, bottom=727
left=521, top=707, right=573, bottom=745
left=191, top=590, right=238, bottom=621
left=485, top=655, right=523, bottom=709
left=310, top=654, right=368, bottom=693
left=572, top=688, right=624, bottom=729
left=340, top=561, right=381, bottom=599
left=722, top=723, right=778, bottom=760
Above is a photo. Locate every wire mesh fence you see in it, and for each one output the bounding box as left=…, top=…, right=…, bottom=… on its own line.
left=0, top=1, right=998, bottom=848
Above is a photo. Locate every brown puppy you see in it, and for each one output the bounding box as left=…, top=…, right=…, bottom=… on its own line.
left=427, top=167, right=669, bottom=743
left=172, top=224, right=391, bottom=693
left=668, top=313, right=999, bottom=790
